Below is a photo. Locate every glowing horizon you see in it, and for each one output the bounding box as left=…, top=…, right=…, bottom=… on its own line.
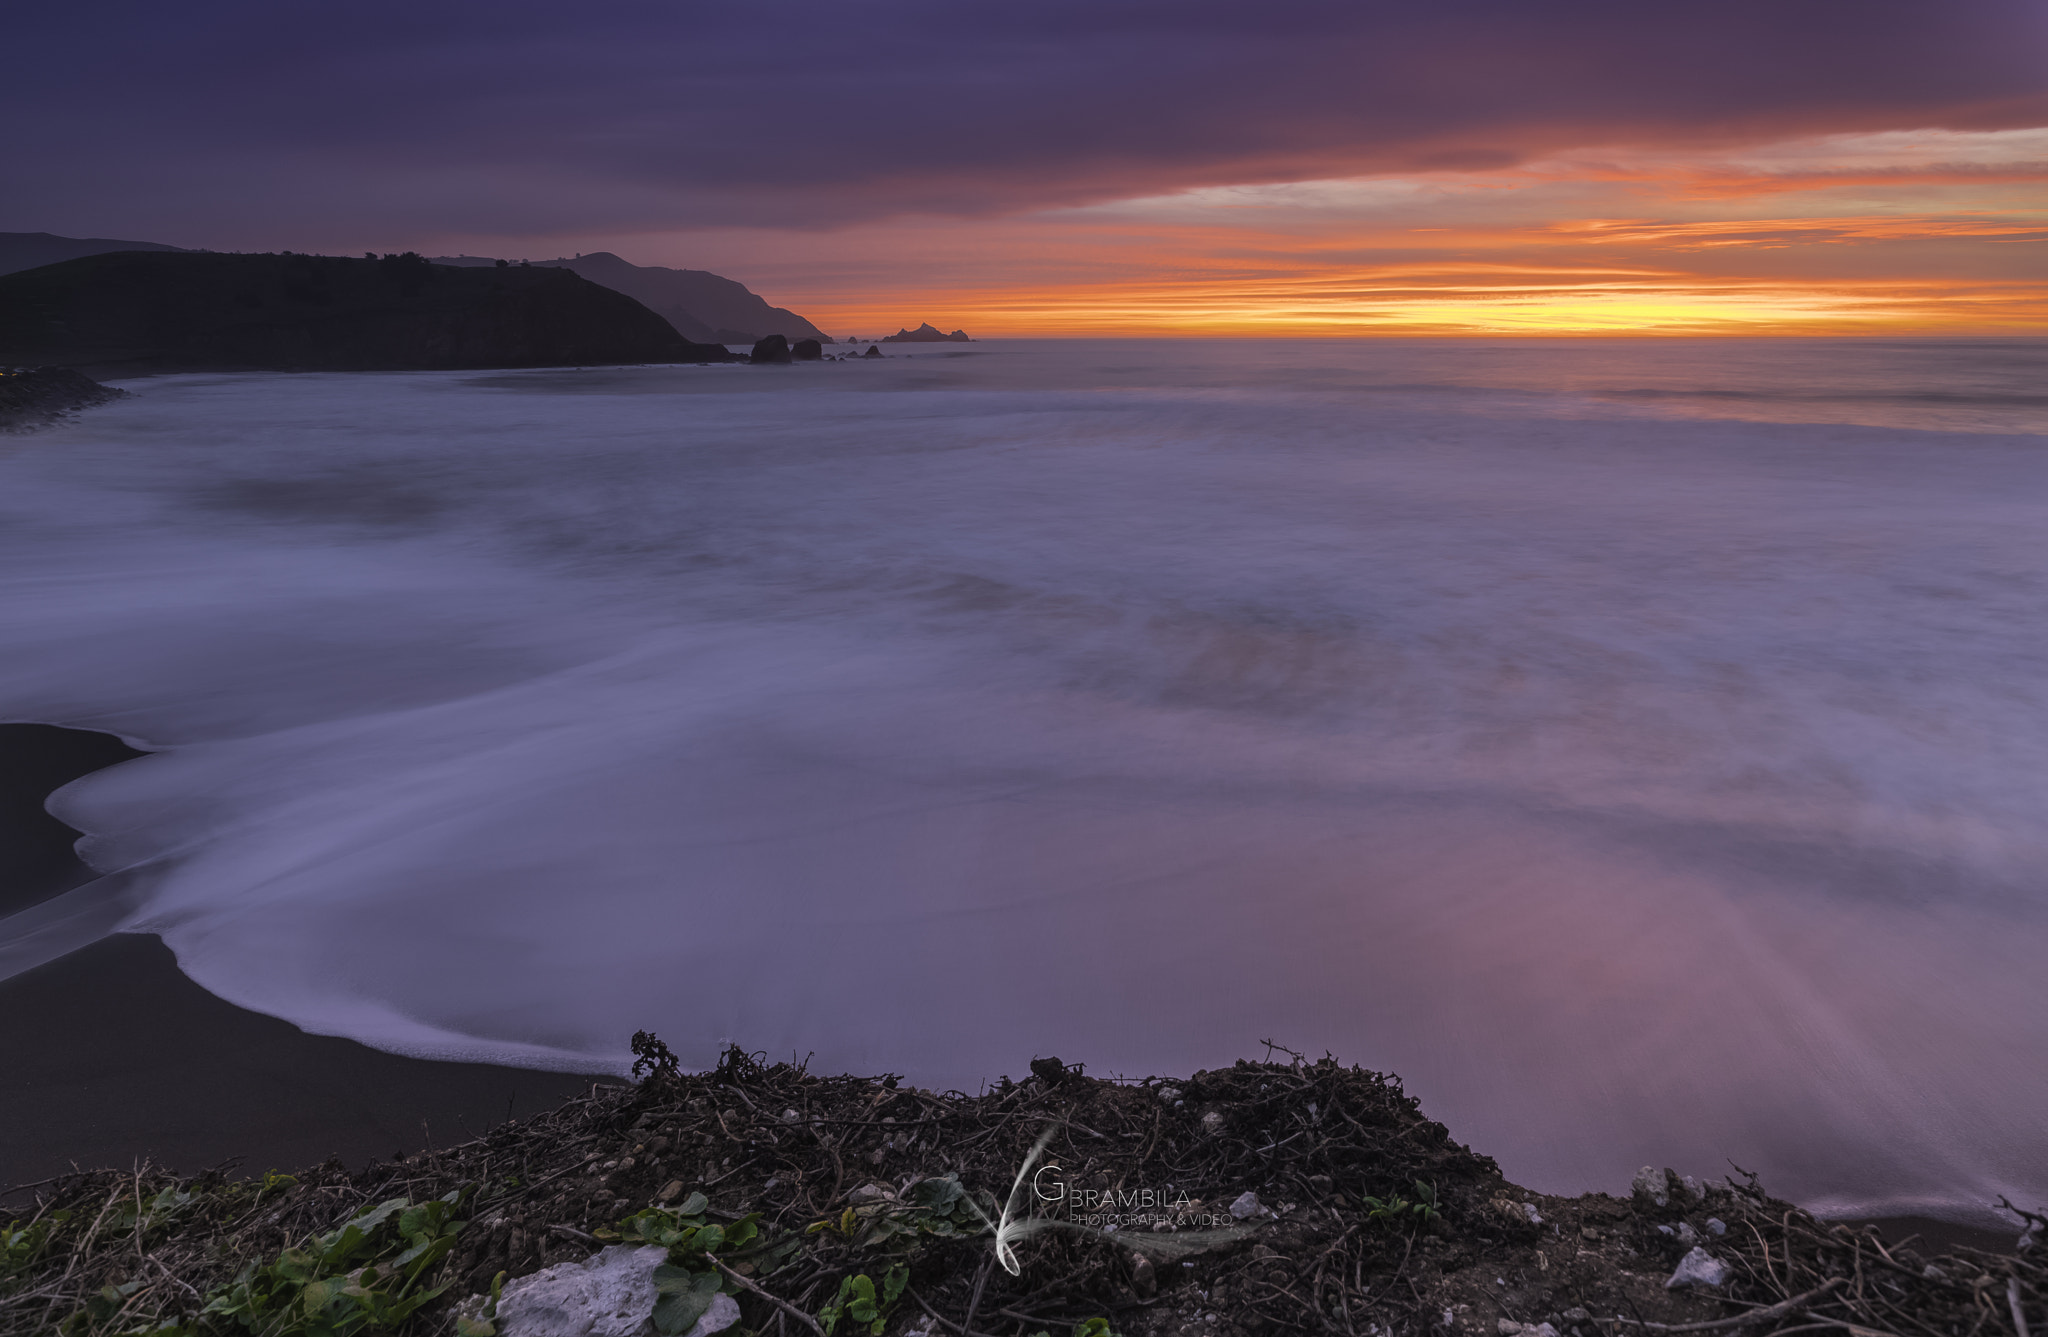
left=473, top=125, right=2048, bottom=338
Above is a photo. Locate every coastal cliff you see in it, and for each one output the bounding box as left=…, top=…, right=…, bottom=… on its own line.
left=0, top=251, right=739, bottom=375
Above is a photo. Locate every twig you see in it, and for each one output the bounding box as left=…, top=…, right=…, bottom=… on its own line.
left=1602, top=1279, right=1847, bottom=1331
left=2012, top=1278, right=2031, bottom=1337
left=704, top=1158, right=758, bottom=1188
left=701, top=1251, right=825, bottom=1337
left=907, top=1285, right=1003, bottom=1337
left=962, top=1251, right=995, bottom=1335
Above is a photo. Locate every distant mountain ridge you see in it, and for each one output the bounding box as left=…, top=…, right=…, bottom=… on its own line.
left=0, top=231, right=188, bottom=277
left=433, top=252, right=829, bottom=346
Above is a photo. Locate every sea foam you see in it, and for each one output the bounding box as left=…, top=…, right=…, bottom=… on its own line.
left=2, top=339, right=2045, bottom=1224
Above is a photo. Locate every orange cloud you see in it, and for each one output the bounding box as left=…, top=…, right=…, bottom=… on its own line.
left=454, top=125, right=2048, bottom=337
left=1546, top=216, right=2048, bottom=249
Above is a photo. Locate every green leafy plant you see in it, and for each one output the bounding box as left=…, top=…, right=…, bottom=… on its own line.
left=805, top=1174, right=996, bottom=1251
left=110, top=1187, right=200, bottom=1242
left=1361, top=1179, right=1441, bottom=1230
left=2, top=1212, right=66, bottom=1290
left=649, top=1263, right=725, bottom=1337
left=190, top=1189, right=469, bottom=1336
left=255, top=1172, right=300, bottom=1203
left=817, top=1266, right=907, bottom=1336
left=453, top=1270, right=505, bottom=1337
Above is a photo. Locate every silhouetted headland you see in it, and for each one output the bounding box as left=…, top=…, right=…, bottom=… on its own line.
left=0, top=250, right=740, bottom=375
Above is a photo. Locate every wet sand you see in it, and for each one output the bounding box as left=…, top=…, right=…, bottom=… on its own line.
left=0, top=724, right=599, bottom=1191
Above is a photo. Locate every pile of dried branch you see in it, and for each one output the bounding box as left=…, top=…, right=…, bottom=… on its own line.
left=2, top=1043, right=2038, bottom=1337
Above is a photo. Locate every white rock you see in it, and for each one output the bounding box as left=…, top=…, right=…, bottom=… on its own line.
left=1202, top=1111, right=1225, bottom=1133
left=1228, top=1191, right=1266, bottom=1220
left=847, top=1183, right=894, bottom=1205
left=684, top=1293, right=741, bottom=1337
left=1676, top=1222, right=1698, bottom=1245
left=1705, top=1218, right=1727, bottom=1236
left=1632, top=1167, right=1670, bottom=1208
left=1665, top=1247, right=1729, bottom=1289
left=497, top=1245, right=670, bottom=1337
left=1522, top=1203, right=1543, bottom=1226
left=1497, top=1323, right=1558, bottom=1337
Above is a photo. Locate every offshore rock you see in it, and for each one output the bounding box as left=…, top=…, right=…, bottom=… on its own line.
left=749, top=334, right=792, bottom=364
left=862, top=344, right=884, bottom=358
left=791, top=338, right=822, bottom=361
left=878, top=322, right=971, bottom=343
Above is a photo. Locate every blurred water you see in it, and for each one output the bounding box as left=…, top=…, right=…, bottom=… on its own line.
left=2, top=338, right=2045, bottom=1224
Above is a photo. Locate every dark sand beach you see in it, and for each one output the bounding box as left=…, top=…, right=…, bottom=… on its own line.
left=0, top=724, right=599, bottom=1192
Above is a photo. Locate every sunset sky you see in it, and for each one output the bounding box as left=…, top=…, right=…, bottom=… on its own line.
left=8, top=1, right=2045, bottom=335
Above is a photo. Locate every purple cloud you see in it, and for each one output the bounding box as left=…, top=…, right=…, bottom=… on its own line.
left=4, top=0, right=2044, bottom=244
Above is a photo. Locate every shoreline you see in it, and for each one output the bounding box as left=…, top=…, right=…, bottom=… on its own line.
left=0, top=724, right=601, bottom=1192
left=0, top=726, right=2025, bottom=1261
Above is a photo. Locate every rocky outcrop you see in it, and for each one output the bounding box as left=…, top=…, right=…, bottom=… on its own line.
left=0, top=366, right=126, bottom=430
left=0, top=251, right=740, bottom=373
left=862, top=344, right=885, bottom=359
left=749, top=334, right=792, bottom=364
left=791, top=338, right=822, bottom=361
left=878, top=323, right=972, bottom=343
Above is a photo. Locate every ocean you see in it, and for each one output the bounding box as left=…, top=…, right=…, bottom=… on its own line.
left=2, top=337, right=2044, bottom=1224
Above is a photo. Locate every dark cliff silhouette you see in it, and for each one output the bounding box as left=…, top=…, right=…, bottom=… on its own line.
left=434, top=251, right=829, bottom=347
left=0, top=251, right=739, bottom=374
